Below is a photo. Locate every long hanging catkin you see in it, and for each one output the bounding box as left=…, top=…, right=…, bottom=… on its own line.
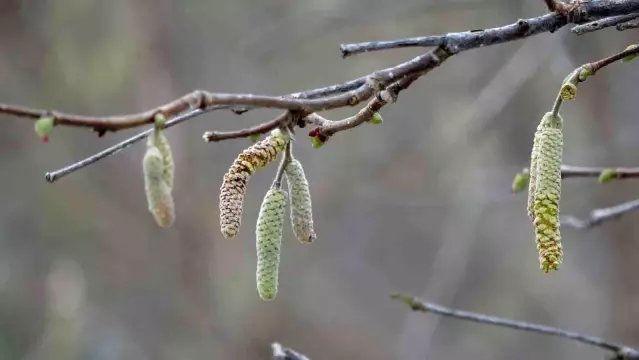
left=148, top=128, right=175, bottom=190
left=143, top=145, right=175, bottom=227
left=255, top=188, right=287, bottom=301
left=531, top=112, right=564, bottom=272
left=285, top=158, right=316, bottom=243
left=527, top=122, right=542, bottom=221
left=219, top=129, right=289, bottom=238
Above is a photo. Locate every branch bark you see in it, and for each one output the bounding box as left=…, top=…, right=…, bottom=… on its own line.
left=562, top=198, right=639, bottom=229
left=392, top=293, right=639, bottom=359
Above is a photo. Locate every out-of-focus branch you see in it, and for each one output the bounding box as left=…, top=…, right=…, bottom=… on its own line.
left=560, top=165, right=639, bottom=179
left=562, top=198, right=639, bottom=229
left=512, top=165, right=639, bottom=193
left=392, top=293, right=639, bottom=359
left=572, top=12, right=639, bottom=34
left=271, top=343, right=311, bottom=360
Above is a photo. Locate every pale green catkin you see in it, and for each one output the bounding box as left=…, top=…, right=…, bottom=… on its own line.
left=285, top=158, right=317, bottom=243
left=219, top=129, right=289, bottom=239
left=148, top=129, right=175, bottom=190
left=527, top=117, right=545, bottom=220
left=531, top=112, right=563, bottom=272
left=143, top=146, right=175, bottom=227
left=255, top=188, right=287, bottom=301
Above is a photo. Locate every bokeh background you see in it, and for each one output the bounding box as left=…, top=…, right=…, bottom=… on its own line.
left=1, top=0, right=638, bottom=359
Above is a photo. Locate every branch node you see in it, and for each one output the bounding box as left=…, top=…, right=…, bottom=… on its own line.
left=366, top=76, right=385, bottom=92
left=516, top=19, right=531, bottom=33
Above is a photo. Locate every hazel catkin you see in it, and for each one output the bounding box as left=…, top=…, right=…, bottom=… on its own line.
left=285, top=158, right=316, bottom=243
left=527, top=122, right=542, bottom=221
left=143, top=146, right=175, bottom=227
left=219, top=129, right=289, bottom=238
left=255, top=188, right=287, bottom=301
left=531, top=112, right=563, bottom=272
left=148, top=129, right=175, bottom=190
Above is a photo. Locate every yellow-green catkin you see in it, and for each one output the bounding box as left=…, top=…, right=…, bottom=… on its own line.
left=255, top=188, right=287, bottom=301
left=527, top=122, right=542, bottom=220
left=148, top=129, right=174, bottom=190
left=285, top=158, right=317, bottom=243
left=219, top=129, right=290, bottom=238
left=531, top=112, right=564, bottom=272
left=143, top=146, right=175, bottom=227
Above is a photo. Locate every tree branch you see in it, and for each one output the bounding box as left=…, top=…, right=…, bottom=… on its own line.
left=562, top=198, right=639, bottom=229
left=571, top=12, right=639, bottom=34
left=44, top=108, right=206, bottom=182
left=589, top=44, right=639, bottom=72
left=340, top=0, right=639, bottom=57
left=560, top=165, right=639, bottom=179
left=3, top=0, right=635, bottom=183
left=202, top=112, right=291, bottom=142
left=392, top=293, right=639, bottom=359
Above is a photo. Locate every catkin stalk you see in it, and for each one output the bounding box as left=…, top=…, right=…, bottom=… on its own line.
left=143, top=146, right=175, bottom=227
left=531, top=112, right=563, bottom=272
left=255, top=188, right=287, bottom=301
left=220, top=129, right=289, bottom=238
left=285, top=158, right=316, bottom=243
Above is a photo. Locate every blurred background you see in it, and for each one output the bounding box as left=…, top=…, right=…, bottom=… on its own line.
left=0, top=0, right=638, bottom=359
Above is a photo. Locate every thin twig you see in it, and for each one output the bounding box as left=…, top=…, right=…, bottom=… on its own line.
left=562, top=198, right=639, bottom=229
left=320, top=72, right=425, bottom=136
left=512, top=165, right=639, bottom=194
left=302, top=113, right=332, bottom=127
left=560, top=165, right=639, bottom=179
left=44, top=108, right=204, bottom=183
left=590, top=44, right=639, bottom=73
left=340, top=0, right=639, bottom=57
left=571, top=12, right=639, bottom=34
left=549, top=43, right=639, bottom=116
left=391, top=293, right=639, bottom=359
left=271, top=343, right=311, bottom=360
left=3, top=88, right=380, bottom=132
left=617, top=20, right=639, bottom=30
left=203, top=112, right=290, bottom=142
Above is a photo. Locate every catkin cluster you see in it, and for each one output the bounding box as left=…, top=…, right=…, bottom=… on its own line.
left=285, top=158, right=317, bottom=243
left=143, top=129, right=175, bottom=227
left=255, top=188, right=287, bottom=301
left=219, top=129, right=289, bottom=238
left=528, top=112, right=563, bottom=272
